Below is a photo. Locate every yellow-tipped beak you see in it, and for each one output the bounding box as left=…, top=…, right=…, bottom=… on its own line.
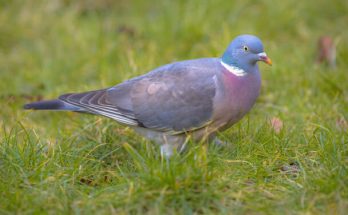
left=258, top=52, right=272, bottom=66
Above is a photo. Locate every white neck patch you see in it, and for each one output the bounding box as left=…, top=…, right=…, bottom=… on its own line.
left=220, top=60, right=247, bottom=77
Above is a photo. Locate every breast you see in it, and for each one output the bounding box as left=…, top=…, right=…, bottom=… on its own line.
left=211, top=64, right=261, bottom=131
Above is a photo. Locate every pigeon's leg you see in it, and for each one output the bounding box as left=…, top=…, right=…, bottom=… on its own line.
left=160, top=142, right=185, bottom=158
left=160, top=134, right=187, bottom=158
left=160, top=135, right=179, bottom=160
left=160, top=143, right=174, bottom=158
left=212, top=137, right=228, bottom=147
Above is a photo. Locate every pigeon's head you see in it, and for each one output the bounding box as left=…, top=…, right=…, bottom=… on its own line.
left=222, top=34, right=272, bottom=73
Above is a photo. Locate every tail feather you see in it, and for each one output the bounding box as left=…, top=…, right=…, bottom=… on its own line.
left=24, top=99, right=82, bottom=111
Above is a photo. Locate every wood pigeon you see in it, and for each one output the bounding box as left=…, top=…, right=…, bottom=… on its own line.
left=24, top=34, right=272, bottom=157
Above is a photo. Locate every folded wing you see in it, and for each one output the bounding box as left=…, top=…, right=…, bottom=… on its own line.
left=59, top=59, right=219, bottom=133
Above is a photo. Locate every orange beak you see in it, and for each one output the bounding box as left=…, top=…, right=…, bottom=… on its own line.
left=258, top=52, right=272, bottom=66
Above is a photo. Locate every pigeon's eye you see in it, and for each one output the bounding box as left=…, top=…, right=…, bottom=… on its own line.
left=243, top=46, right=249, bottom=52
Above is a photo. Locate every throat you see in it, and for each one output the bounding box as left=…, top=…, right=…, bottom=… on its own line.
left=220, top=60, right=247, bottom=77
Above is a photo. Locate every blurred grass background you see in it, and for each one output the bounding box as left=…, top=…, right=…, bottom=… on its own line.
left=0, top=0, right=347, bottom=214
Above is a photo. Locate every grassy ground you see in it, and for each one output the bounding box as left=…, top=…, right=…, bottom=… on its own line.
left=1, top=0, right=348, bottom=214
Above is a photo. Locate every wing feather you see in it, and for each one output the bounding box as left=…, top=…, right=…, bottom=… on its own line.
left=130, top=59, right=219, bottom=132
left=58, top=58, right=220, bottom=133
left=59, top=90, right=139, bottom=126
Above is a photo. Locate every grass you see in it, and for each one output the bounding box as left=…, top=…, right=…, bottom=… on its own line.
left=0, top=0, right=348, bottom=214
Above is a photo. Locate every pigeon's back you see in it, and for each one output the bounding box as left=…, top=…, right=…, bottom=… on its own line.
left=112, top=58, right=222, bottom=132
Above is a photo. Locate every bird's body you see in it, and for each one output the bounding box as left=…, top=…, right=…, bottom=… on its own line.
left=125, top=58, right=261, bottom=152
left=25, top=35, right=271, bottom=157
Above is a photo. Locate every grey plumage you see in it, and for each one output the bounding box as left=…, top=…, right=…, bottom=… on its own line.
left=44, top=59, right=219, bottom=134
left=24, top=34, right=272, bottom=157
left=130, top=59, right=217, bottom=132
left=24, top=99, right=83, bottom=112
